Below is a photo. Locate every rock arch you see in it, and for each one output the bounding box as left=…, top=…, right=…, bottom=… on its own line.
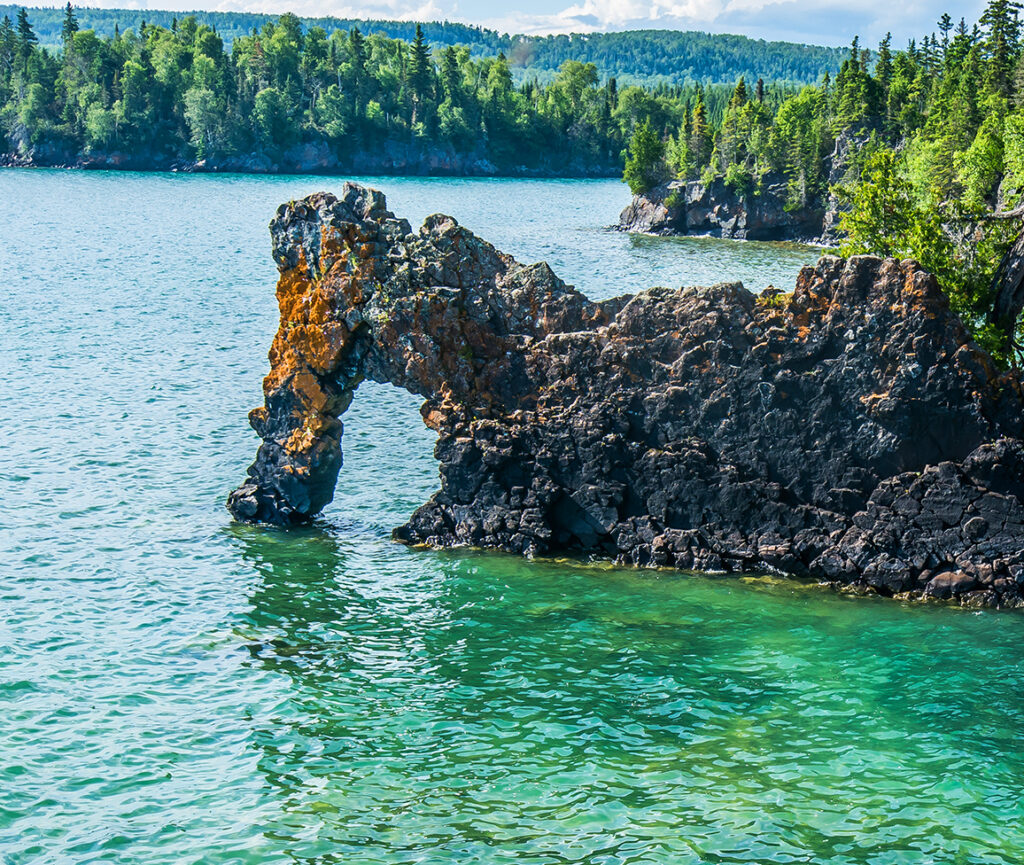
left=227, top=183, right=613, bottom=528
left=229, top=183, right=1024, bottom=606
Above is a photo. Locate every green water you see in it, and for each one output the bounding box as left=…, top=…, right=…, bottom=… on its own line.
left=1, top=170, right=1023, bottom=864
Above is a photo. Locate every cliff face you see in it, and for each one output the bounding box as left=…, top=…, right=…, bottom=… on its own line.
left=230, top=183, right=1024, bottom=607
left=618, top=176, right=825, bottom=242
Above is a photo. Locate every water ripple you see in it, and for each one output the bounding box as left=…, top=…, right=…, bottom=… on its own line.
left=1, top=170, right=1022, bottom=864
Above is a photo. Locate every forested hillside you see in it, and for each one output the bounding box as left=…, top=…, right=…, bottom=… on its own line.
left=0, top=6, right=802, bottom=175
left=622, top=0, right=1024, bottom=361
left=0, top=5, right=846, bottom=86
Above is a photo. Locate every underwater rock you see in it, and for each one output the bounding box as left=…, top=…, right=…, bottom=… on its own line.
left=229, top=183, right=1024, bottom=607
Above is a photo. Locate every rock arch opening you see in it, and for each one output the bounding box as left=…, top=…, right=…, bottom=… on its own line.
left=329, top=380, right=439, bottom=531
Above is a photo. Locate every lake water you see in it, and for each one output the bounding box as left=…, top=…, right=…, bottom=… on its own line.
left=2, top=170, right=1023, bottom=865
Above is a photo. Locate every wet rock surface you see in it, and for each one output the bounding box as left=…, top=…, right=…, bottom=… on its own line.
left=230, top=183, right=1024, bottom=607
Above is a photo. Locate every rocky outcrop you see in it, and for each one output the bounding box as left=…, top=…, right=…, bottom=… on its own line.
left=616, top=181, right=688, bottom=234
left=229, top=183, right=1024, bottom=607
left=618, top=175, right=825, bottom=243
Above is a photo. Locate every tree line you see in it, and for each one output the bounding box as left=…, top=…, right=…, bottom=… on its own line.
left=624, top=0, right=1024, bottom=363
left=0, top=4, right=846, bottom=86
left=0, top=6, right=805, bottom=174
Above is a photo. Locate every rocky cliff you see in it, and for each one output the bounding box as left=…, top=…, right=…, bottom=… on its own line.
left=618, top=176, right=825, bottom=242
left=229, top=183, right=1024, bottom=607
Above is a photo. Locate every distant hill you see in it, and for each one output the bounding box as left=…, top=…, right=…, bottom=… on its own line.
left=0, top=5, right=845, bottom=86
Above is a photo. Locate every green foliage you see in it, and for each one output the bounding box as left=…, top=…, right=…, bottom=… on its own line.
left=1003, top=110, right=1024, bottom=190
left=756, top=290, right=793, bottom=308
left=770, top=86, right=826, bottom=208
left=1, top=6, right=733, bottom=172
left=0, top=5, right=835, bottom=178
left=1, top=5, right=845, bottom=86
left=622, top=119, right=667, bottom=194
left=956, top=115, right=1004, bottom=209
left=723, top=162, right=754, bottom=197
left=839, top=149, right=1018, bottom=363
left=838, top=150, right=917, bottom=257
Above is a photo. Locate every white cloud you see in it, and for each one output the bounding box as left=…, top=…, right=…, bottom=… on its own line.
left=481, top=0, right=987, bottom=45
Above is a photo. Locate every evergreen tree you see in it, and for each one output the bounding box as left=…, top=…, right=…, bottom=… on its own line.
left=730, top=76, right=748, bottom=107
left=15, top=8, right=36, bottom=69
left=408, top=23, right=431, bottom=125
left=876, top=33, right=893, bottom=93
left=0, top=15, right=14, bottom=83
left=939, top=13, right=953, bottom=54
left=689, top=85, right=711, bottom=169
left=61, top=2, right=78, bottom=44
left=623, top=118, right=667, bottom=194
left=980, top=0, right=1023, bottom=97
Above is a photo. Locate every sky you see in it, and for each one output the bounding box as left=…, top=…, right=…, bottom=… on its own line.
left=72, top=0, right=988, bottom=46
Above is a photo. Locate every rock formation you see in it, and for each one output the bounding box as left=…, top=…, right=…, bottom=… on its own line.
left=229, top=183, right=1024, bottom=607
left=618, top=175, right=824, bottom=242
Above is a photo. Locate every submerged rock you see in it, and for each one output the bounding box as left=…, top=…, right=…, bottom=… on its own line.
left=229, top=183, right=1024, bottom=607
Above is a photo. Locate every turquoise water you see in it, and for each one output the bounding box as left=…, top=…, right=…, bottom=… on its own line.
left=1, top=170, right=1023, bottom=865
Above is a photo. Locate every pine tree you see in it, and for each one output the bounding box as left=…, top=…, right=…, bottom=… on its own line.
left=755, top=77, right=764, bottom=103
left=61, top=2, right=78, bottom=45
left=348, top=26, right=365, bottom=70
left=729, top=76, right=748, bottom=107
left=14, top=7, right=35, bottom=73
left=939, top=13, right=953, bottom=54
left=877, top=33, right=893, bottom=91
left=0, top=15, right=14, bottom=80
left=690, top=86, right=711, bottom=168
left=980, top=0, right=1023, bottom=97
left=622, top=118, right=666, bottom=194
left=408, top=23, right=431, bottom=124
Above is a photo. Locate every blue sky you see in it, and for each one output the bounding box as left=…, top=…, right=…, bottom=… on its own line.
left=81, top=0, right=988, bottom=46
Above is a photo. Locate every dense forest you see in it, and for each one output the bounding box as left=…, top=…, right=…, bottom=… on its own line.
left=624, top=0, right=1024, bottom=362
left=0, top=5, right=846, bottom=86
left=0, top=6, right=803, bottom=174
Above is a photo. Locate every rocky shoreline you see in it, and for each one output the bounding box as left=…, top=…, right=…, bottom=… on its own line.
left=0, top=143, right=619, bottom=178
left=617, top=176, right=830, bottom=244
left=229, top=183, right=1024, bottom=608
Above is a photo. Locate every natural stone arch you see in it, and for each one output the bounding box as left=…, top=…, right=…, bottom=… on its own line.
left=227, top=183, right=614, bottom=528
left=229, top=183, right=1024, bottom=607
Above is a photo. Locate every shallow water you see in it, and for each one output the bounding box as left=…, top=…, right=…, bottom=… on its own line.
left=2, top=170, right=1023, bottom=864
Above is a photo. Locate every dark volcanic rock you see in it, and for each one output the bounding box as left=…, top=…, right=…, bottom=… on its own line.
left=617, top=181, right=688, bottom=234
left=229, top=183, right=1024, bottom=607
left=618, top=174, right=824, bottom=242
